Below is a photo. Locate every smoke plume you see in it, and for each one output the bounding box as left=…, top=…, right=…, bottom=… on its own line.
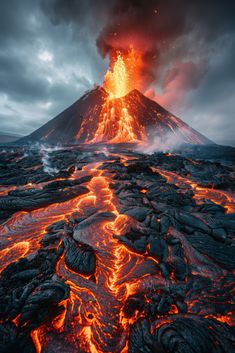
left=138, top=128, right=188, bottom=154
left=96, top=0, right=190, bottom=91
left=96, top=0, right=235, bottom=104
left=32, top=143, right=62, bottom=175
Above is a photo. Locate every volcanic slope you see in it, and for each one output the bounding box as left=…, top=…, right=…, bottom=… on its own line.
left=19, top=87, right=212, bottom=145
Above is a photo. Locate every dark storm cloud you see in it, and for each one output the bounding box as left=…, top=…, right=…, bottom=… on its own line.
left=0, top=0, right=107, bottom=135
left=40, top=0, right=113, bottom=28
left=0, top=0, right=234, bottom=145
left=0, top=52, right=49, bottom=101
left=183, top=34, right=235, bottom=145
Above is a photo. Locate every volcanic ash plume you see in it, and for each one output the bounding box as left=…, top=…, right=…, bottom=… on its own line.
left=96, top=0, right=190, bottom=94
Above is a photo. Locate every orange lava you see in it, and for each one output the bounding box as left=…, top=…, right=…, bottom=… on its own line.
left=153, top=167, right=235, bottom=213
left=0, top=185, right=16, bottom=196
left=86, top=49, right=146, bottom=144
left=88, top=97, right=145, bottom=144
left=78, top=48, right=206, bottom=145
left=0, top=242, right=30, bottom=273
left=30, top=328, right=43, bottom=353
left=0, top=159, right=156, bottom=352
left=205, top=313, right=234, bottom=326
left=51, top=161, right=156, bottom=352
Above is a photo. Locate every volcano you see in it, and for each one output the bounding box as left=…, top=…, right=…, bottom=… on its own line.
left=19, top=87, right=211, bottom=146
left=2, top=48, right=234, bottom=353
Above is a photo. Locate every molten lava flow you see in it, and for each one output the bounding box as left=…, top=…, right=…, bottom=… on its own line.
left=87, top=49, right=146, bottom=144
left=30, top=329, right=43, bottom=353
left=153, top=167, right=235, bottom=213
left=54, top=162, right=152, bottom=352
left=0, top=242, right=30, bottom=273
left=88, top=98, right=145, bottom=144
left=0, top=158, right=155, bottom=352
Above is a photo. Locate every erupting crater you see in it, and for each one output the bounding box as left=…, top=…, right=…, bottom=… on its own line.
left=19, top=50, right=212, bottom=146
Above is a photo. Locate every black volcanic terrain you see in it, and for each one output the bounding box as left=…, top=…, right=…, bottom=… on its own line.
left=0, top=142, right=234, bottom=353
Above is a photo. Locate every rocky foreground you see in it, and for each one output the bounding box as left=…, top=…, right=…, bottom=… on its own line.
left=0, top=144, right=234, bottom=353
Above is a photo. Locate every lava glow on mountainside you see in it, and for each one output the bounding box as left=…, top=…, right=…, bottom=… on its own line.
left=74, top=48, right=207, bottom=146
left=19, top=47, right=211, bottom=146
left=89, top=49, right=145, bottom=144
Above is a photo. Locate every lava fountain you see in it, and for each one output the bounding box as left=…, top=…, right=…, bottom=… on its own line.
left=103, top=48, right=143, bottom=99
left=88, top=49, right=146, bottom=144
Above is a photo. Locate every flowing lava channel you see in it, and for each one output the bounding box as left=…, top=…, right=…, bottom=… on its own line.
left=0, top=159, right=155, bottom=353
left=87, top=49, right=146, bottom=144
left=153, top=167, right=235, bottom=214
left=54, top=165, right=139, bottom=353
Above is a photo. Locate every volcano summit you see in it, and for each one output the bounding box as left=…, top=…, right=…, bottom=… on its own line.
left=19, top=50, right=212, bottom=146
left=20, top=86, right=211, bottom=146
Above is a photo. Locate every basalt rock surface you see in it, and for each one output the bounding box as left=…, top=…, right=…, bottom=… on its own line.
left=0, top=144, right=234, bottom=353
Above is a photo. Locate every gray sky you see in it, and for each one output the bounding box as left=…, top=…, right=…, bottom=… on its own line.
left=0, top=0, right=234, bottom=146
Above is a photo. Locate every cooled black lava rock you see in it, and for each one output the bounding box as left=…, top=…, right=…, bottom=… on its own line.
left=124, top=207, right=151, bottom=222
left=0, top=247, right=64, bottom=320
left=126, top=162, right=154, bottom=174
left=0, top=186, right=89, bottom=212
left=128, top=319, right=153, bottom=353
left=0, top=323, right=36, bottom=353
left=64, top=238, right=96, bottom=276
left=46, top=220, right=67, bottom=234
left=116, top=234, right=147, bottom=254
left=18, top=278, right=69, bottom=328
left=129, top=317, right=235, bottom=353
left=155, top=317, right=235, bottom=353
left=186, top=231, right=235, bottom=270
left=148, top=235, right=168, bottom=262
left=123, top=295, right=144, bottom=318
left=43, top=175, right=92, bottom=190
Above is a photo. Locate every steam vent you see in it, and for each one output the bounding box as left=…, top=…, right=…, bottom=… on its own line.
left=0, top=50, right=235, bottom=353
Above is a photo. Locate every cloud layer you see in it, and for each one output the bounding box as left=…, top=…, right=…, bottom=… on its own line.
left=0, top=0, right=234, bottom=146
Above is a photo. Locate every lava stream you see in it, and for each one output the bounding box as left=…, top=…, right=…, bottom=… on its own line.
left=54, top=163, right=154, bottom=353
left=153, top=167, right=235, bottom=213
left=0, top=158, right=155, bottom=353
left=0, top=164, right=100, bottom=271
left=86, top=50, right=146, bottom=144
